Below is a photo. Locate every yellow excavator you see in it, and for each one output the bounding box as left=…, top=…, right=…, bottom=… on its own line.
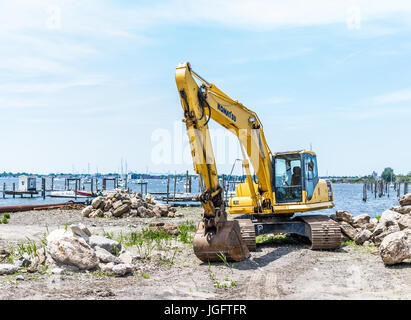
left=175, top=62, right=341, bottom=262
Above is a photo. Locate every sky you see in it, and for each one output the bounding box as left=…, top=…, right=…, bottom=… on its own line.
left=1, top=0, right=411, bottom=176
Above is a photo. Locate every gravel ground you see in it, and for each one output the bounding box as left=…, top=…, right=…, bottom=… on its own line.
left=0, top=207, right=410, bottom=300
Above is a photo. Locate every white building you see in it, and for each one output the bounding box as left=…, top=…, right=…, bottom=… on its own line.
left=18, top=175, right=37, bottom=191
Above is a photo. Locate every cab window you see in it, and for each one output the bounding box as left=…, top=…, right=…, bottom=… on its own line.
left=273, top=154, right=302, bottom=203
left=304, top=154, right=318, bottom=200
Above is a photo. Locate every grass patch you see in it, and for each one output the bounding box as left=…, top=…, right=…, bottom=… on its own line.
left=256, top=234, right=288, bottom=245
left=142, top=273, right=150, bottom=279
left=341, top=240, right=355, bottom=247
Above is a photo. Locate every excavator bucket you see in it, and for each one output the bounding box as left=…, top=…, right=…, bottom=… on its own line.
left=193, top=220, right=250, bottom=262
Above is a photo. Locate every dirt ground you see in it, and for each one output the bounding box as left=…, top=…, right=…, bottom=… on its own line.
left=0, top=207, right=410, bottom=300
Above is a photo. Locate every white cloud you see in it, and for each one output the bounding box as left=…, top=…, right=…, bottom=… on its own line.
left=0, top=75, right=107, bottom=93
left=370, top=88, right=411, bottom=105
left=2, top=0, right=411, bottom=35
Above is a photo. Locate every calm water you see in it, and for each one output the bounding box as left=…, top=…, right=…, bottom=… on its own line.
left=0, top=177, right=401, bottom=218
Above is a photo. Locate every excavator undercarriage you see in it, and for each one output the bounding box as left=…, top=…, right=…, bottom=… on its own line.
left=236, top=214, right=341, bottom=252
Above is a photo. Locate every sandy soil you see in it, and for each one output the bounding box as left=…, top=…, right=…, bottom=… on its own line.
left=0, top=207, right=410, bottom=300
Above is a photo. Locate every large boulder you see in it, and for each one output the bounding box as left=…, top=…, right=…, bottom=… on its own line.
left=91, top=196, right=103, bottom=209
left=46, top=229, right=72, bottom=243
left=89, top=208, right=103, bottom=218
left=70, top=224, right=91, bottom=242
left=335, top=210, right=353, bottom=223
left=46, top=236, right=99, bottom=270
left=339, top=221, right=357, bottom=240
left=379, top=230, right=411, bottom=265
left=82, top=205, right=93, bottom=217
left=112, top=200, right=123, bottom=210
left=391, top=205, right=411, bottom=215
left=103, top=200, right=113, bottom=212
left=352, top=214, right=370, bottom=228
left=145, top=193, right=156, bottom=204
left=378, top=209, right=402, bottom=226
left=0, top=264, right=18, bottom=275
left=399, top=193, right=411, bottom=206
left=113, top=204, right=130, bottom=217
left=88, top=235, right=121, bottom=255
left=119, top=251, right=140, bottom=265
left=95, top=247, right=121, bottom=264
left=398, top=215, right=411, bottom=231
left=138, top=206, right=154, bottom=218
left=372, top=222, right=401, bottom=245
left=355, top=229, right=372, bottom=245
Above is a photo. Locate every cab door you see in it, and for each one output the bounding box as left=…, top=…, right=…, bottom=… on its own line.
left=303, top=153, right=318, bottom=201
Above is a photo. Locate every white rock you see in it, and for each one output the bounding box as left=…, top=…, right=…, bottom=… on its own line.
left=399, top=193, right=411, bottom=206
left=0, top=264, right=18, bottom=275
left=46, top=229, right=71, bottom=243
left=355, top=229, right=372, bottom=245
left=82, top=205, right=93, bottom=217
left=92, top=196, right=103, bottom=209
left=112, top=263, right=134, bottom=276
left=50, top=267, right=64, bottom=275
left=380, top=209, right=402, bottom=224
left=398, top=215, right=411, bottom=230
left=352, top=214, right=370, bottom=228
left=95, top=246, right=121, bottom=264
left=379, top=230, right=411, bottom=265
left=99, top=262, right=115, bottom=273
left=70, top=224, right=90, bottom=242
left=46, top=236, right=99, bottom=270
left=88, top=235, right=121, bottom=255
left=119, top=251, right=140, bottom=265
left=391, top=205, right=411, bottom=215
left=335, top=210, right=353, bottom=223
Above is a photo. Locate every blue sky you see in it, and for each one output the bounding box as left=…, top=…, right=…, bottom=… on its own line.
left=1, top=0, right=411, bottom=176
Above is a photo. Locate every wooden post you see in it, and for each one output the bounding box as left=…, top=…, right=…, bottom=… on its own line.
left=362, top=182, right=367, bottom=202
left=91, top=178, right=94, bottom=193
left=405, top=181, right=409, bottom=195
left=51, top=177, right=54, bottom=191
left=42, top=177, right=46, bottom=199
left=74, top=179, right=77, bottom=200
left=374, top=181, right=377, bottom=198
left=397, top=182, right=401, bottom=198
left=166, top=175, right=170, bottom=204
left=222, top=175, right=225, bottom=200
left=103, top=179, right=106, bottom=191
left=3, top=182, right=5, bottom=199
left=12, top=183, right=15, bottom=199
left=186, top=170, right=189, bottom=193
left=173, top=175, right=177, bottom=201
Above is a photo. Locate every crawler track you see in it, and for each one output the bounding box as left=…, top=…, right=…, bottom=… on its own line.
left=299, top=215, right=341, bottom=250
left=237, top=219, right=257, bottom=251
left=236, top=214, right=341, bottom=251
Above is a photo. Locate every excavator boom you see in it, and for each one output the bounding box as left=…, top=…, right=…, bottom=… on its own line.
left=175, top=62, right=249, bottom=262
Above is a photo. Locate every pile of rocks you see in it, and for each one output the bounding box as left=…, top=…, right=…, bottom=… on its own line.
left=82, top=190, right=179, bottom=219
left=333, top=193, right=411, bottom=265
left=0, top=224, right=141, bottom=276
left=43, top=224, right=140, bottom=275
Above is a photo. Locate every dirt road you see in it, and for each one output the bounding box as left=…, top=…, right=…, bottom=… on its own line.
left=0, top=208, right=410, bottom=300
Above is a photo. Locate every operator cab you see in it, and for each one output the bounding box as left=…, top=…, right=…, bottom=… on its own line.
left=273, top=151, right=319, bottom=203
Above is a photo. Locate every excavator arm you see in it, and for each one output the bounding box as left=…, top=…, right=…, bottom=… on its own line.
left=175, top=62, right=276, bottom=262
left=176, top=63, right=274, bottom=213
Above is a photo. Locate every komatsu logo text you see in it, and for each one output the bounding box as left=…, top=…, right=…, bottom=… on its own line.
left=217, top=103, right=236, bottom=122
